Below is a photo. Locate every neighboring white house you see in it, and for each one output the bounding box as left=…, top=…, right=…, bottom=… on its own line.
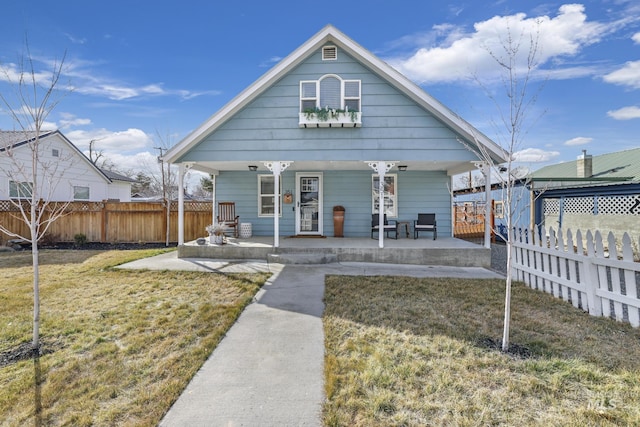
left=0, top=130, right=133, bottom=202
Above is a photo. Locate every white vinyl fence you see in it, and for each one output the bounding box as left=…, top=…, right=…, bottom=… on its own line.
left=511, top=227, right=640, bottom=327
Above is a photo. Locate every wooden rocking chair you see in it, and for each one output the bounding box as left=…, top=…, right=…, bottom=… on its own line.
left=217, top=202, right=239, bottom=238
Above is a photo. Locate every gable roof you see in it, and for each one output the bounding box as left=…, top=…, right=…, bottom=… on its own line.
left=101, top=169, right=136, bottom=183
left=531, top=148, right=640, bottom=182
left=163, top=25, right=506, bottom=168
left=0, top=129, right=112, bottom=184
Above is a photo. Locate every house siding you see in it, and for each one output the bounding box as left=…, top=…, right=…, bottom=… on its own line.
left=179, top=48, right=479, bottom=164
left=215, top=170, right=451, bottom=237
left=1, top=133, right=112, bottom=202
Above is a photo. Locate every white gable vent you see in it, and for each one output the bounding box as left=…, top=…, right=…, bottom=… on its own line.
left=322, top=45, right=337, bottom=61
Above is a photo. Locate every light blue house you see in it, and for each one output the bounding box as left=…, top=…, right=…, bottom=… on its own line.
left=164, top=25, right=505, bottom=249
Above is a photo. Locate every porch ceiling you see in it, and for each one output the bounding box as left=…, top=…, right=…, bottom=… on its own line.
left=190, top=160, right=473, bottom=175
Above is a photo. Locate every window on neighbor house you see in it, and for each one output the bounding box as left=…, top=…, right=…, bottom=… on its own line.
left=73, top=186, right=90, bottom=200
left=9, top=181, right=33, bottom=199
left=371, top=174, right=397, bottom=217
left=300, top=75, right=361, bottom=112
left=258, top=175, right=282, bottom=217
left=52, top=149, right=59, bottom=157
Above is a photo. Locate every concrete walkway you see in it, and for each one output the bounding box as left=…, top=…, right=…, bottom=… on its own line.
left=117, top=252, right=504, bottom=426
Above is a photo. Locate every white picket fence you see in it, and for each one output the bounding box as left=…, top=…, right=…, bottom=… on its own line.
left=511, top=227, right=640, bottom=327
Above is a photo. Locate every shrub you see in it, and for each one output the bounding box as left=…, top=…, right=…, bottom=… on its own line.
left=74, top=233, right=87, bottom=247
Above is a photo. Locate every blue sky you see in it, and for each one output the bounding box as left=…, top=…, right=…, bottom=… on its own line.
left=1, top=1, right=639, bottom=184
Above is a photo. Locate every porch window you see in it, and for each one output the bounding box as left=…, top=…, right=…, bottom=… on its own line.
left=9, top=180, right=33, bottom=199
left=258, top=175, right=282, bottom=217
left=372, top=174, right=397, bottom=217
left=73, top=185, right=90, bottom=200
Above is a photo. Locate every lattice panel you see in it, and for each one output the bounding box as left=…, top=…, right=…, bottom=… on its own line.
left=169, top=201, right=213, bottom=211
left=0, top=200, right=30, bottom=212
left=543, top=199, right=560, bottom=215
left=563, top=197, right=594, bottom=215
left=597, top=195, right=640, bottom=215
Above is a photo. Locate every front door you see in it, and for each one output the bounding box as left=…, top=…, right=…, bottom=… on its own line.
left=295, top=173, right=323, bottom=235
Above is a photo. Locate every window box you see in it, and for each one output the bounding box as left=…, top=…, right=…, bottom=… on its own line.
left=299, top=110, right=361, bottom=128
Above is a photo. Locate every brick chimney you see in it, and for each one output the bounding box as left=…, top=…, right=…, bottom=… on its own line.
left=577, top=149, right=592, bottom=178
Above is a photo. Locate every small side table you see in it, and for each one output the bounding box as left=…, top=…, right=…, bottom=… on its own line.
left=239, top=223, right=252, bottom=238
left=395, top=220, right=410, bottom=238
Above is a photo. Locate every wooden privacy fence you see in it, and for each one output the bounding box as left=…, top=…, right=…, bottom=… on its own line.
left=453, top=201, right=495, bottom=240
left=512, top=226, right=640, bottom=327
left=0, top=200, right=213, bottom=244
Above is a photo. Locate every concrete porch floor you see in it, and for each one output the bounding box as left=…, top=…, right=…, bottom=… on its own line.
left=178, top=235, right=490, bottom=267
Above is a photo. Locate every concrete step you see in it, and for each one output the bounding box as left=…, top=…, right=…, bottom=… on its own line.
left=267, top=253, right=339, bottom=265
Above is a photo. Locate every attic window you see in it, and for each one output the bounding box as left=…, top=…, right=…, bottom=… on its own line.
left=322, top=45, right=337, bottom=61
left=52, top=149, right=59, bottom=157
left=299, top=74, right=362, bottom=128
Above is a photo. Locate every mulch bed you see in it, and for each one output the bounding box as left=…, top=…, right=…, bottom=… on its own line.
left=0, top=340, right=62, bottom=368
left=14, top=242, right=175, bottom=251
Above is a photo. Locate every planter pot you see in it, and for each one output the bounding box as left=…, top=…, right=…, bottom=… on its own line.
left=333, top=210, right=345, bottom=237
left=210, top=235, right=224, bottom=245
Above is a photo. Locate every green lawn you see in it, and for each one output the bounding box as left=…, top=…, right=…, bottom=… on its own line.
left=323, top=275, right=640, bottom=426
left=0, top=249, right=268, bottom=426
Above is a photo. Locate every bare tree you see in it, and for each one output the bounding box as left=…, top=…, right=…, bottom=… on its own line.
left=154, top=130, right=178, bottom=246
left=0, top=43, right=70, bottom=350
left=468, top=21, right=546, bottom=351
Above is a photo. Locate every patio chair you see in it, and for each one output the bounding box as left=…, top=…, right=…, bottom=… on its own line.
left=414, top=213, right=437, bottom=240
left=217, top=202, right=239, bottom=237
left=371, top=214, right=398, bottom=239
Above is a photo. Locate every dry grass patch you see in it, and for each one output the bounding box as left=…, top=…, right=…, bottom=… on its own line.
left=0, top=249, right=269, bottom=426
left=323, top=275, right=640, bottom=426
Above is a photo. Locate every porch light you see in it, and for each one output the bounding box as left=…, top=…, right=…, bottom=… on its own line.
left=398, top=165, right=407, bottom=171
left=248, top=165, right=258, bottom=171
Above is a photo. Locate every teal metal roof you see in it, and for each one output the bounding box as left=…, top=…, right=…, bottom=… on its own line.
left=530, top=148, right=640, bottom=182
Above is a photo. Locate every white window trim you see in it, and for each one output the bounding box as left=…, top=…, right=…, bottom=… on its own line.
left=9, top=180, right=33, bottom=199
left=257, top=174, right=282, bottom=217
left=372, top=174, right=398, bottom=218
left=73, top=185, right=90, bottom=200
left=299, top=74, right=361, bottom=112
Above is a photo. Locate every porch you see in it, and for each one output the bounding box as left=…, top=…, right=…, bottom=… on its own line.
left=178, top=236, right=490, bottom=267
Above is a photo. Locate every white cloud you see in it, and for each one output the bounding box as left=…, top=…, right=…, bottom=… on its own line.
left=66, top=128, right=153, bottom=154
left=564, top=136, right=592, bottom=146
left=633, top=32, right=640, bottom=44
left=388, top=4, right=608, bottom=84
left=105, top=151, right=159, bottom=175
left=513, top=148, right=560, bottom=162
left=603, top=60, right=640, bottom=89
left=607, top=106, right=640, bottom=120
left=58, top=112, right=92, bottom=129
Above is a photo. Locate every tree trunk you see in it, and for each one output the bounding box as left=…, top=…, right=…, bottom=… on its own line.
left=31, top=207, right=40, bottom=350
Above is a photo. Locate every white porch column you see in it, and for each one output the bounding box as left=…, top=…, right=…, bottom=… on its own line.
left=177, top=162, right=193, bottom=245
left=264, top=161, right=291, bottom=248
left=210, top=174, right=217, bottom=225
left=474, top=162, right=492, bottom=249
left=367, top=161, right=395, bottom=248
